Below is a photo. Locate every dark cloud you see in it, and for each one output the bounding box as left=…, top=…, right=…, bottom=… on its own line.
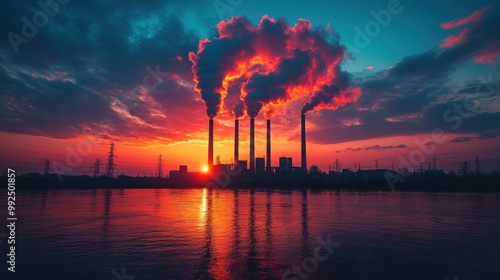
left=244, top=49, right=311, bottom=117
left=0, top=0, right=209, bottom=142
left=338, top=144, right=408, bottom=153
left=450, top=137, right=474, bottom=143
left=389, top=7, right=500, bottom=79
left=478, top=130, right=500, bottom=139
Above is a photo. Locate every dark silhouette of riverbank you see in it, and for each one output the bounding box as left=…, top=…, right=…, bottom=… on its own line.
left=6, top=171, right=500, bottom=192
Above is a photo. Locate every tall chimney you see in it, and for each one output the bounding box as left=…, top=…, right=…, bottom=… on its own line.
left=301, top=114, right=307, bottom=173
left=250, top=117, right=255, bottom=173
left=234, top=119, right=239, bottom=167
left=266, top=119, right=271, bottom=173
left=208, top=118, right=214, bottom=167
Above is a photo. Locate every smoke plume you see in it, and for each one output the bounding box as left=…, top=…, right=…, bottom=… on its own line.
left=189, top=15, right=361, bottom=118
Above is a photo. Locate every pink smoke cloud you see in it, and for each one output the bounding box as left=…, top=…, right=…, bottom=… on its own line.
left=440, top=28, right=470, bottom=48
left=473, top=45, right=500, bottom=64
left=440, top=6, right=491, bottom=29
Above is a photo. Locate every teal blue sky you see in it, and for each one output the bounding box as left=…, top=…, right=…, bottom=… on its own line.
left=182, top=0, right=497, bottom=79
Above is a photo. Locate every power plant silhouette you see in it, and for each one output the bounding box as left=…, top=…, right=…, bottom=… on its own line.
left=26, top=130, right=497, bottom=190
left=207, top=114, right=308, bottom=174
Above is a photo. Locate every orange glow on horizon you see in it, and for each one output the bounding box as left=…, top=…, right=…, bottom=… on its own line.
left=1, top=129, right=499, bottom=176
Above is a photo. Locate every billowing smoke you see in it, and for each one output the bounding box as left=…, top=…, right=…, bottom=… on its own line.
left=232, top=101, right=245, bottom=119
left=189, top=17, right=255, bottom=118
left=302, top=84, right=340, bottom=114
left=243, top=49, right=311, bottom=117
left=189, top=15, right=361, bottom=118
left=301, top=67, right=361, bottom=114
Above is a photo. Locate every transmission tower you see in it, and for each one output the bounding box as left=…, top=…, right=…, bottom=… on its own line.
left=375, top=159, right=379, bottom=170
left=105, top=143, right=116, bottom=178
left=335, top=159, right=341, bottom=173
left=92, top=158, right=100, bottom=178
left=156, top=154, right=164, bottom=178
left=44, top=160, right=51, bottom=176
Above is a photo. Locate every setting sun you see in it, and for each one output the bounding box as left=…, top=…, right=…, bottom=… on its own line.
left=202, top=165, right=209, bottom=173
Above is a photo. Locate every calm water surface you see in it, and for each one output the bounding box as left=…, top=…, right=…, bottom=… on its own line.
left=1, top=189, right=500, bottom=280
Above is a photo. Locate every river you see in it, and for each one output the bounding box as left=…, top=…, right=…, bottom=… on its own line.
left=1, top=189, right=499, bottom=279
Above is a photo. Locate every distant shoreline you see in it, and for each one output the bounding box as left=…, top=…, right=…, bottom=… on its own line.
left=4, top=173, right=500, bottom=193
left=13, top=187, right=500, bottom=193
left=8, top=179, right=500, bottom=193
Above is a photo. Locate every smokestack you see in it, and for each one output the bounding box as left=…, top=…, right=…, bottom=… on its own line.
left=301, top=114, right=307, bottom=173
left=234, top=119, right=239, bottom=167
left=250, top=117, right=255, bottom=173
left=208, top=118, right=214, bottom=167
left=266, top=119, right=271, bottom=173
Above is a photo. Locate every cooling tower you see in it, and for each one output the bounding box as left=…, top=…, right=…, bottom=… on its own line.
left=250, top=117, right=255, bottom=173
left=301, top=114, right=307, bottom=173
left=208, top=118, right=214, bottom=167
left=266, top=119, right=271, bottom=173
left=234, top=119, right=239, bottom=167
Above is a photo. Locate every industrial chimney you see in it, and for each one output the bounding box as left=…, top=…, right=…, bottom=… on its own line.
left=266, top=119, right=271, bottom=173
left=208, top=118, right=214, bottom=167
left=234, top=119, right=239, bottom=167
left=250, top=117, right=255, bottom=173
left=301, top=114, right=307, bottom=173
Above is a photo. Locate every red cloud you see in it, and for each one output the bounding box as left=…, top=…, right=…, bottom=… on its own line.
left=440, top=6, right=491, bottom=29
left=439, top=28, right=470, bottom=48
left=190, top=16, right=360, bottom=119
left=473, top=45, right=500, bottom=64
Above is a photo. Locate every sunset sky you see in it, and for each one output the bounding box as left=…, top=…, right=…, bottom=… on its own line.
left=1, top=0, right=499, bottom=175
